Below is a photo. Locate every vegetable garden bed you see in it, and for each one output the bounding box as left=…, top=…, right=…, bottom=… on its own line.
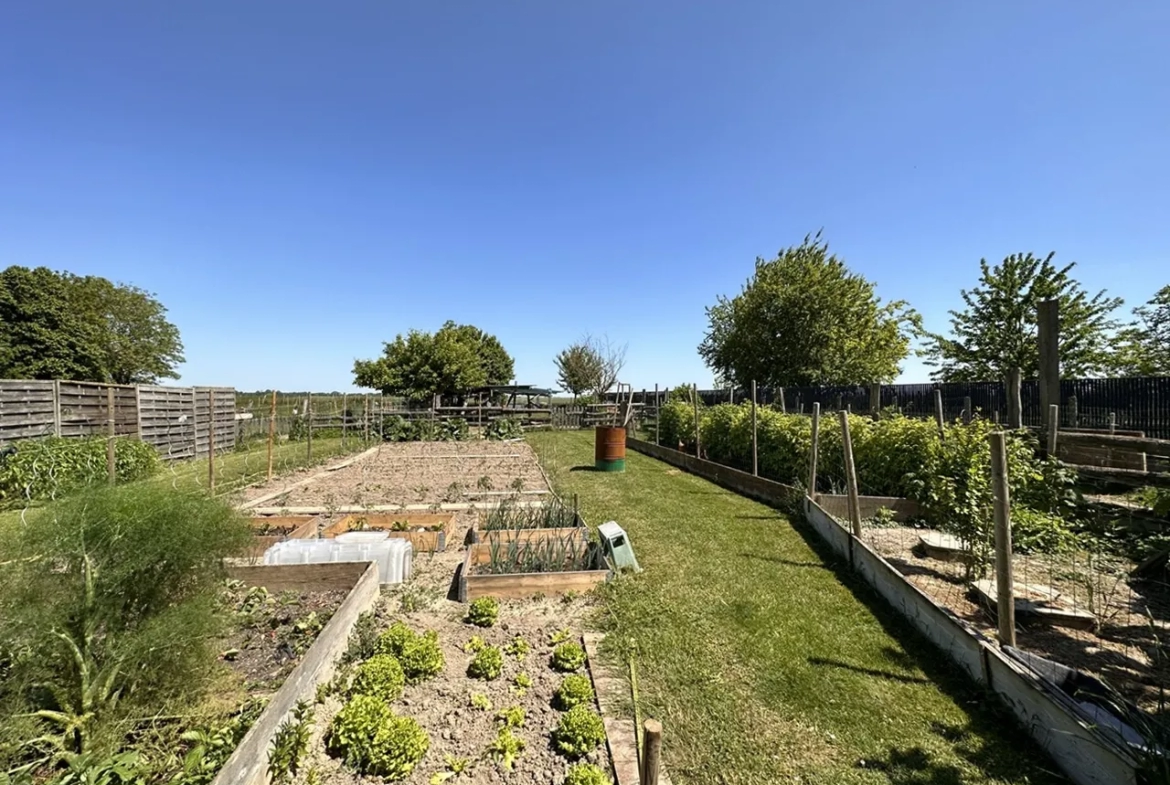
left=245, top=515, right=318, bottom=558
left=322, top=513, right=455, bottom=552
left=460, top=539, right=610, bottom=602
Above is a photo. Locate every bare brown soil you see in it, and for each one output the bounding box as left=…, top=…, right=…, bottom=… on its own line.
left=864, top=526, right=1170, bottom=708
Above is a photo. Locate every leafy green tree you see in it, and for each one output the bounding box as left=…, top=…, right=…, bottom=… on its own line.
left=554, top=340, right=604, bottom=401
left=698, top=233, right=916, bottom=387
left=0, top=266, right=104, bottom=380
left=921, top=252, right=1122, bottom=381
left=0, top=267, right=184, bottom=384
left=354, top=321, right=514, bottom=402
left=1107, top=285, right=1170, bottom=376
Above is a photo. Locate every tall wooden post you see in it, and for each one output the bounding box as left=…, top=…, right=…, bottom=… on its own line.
left=808, top=403, right=821, bottom=497
left=207, top=390, right=216, bottom=492
left=1007, top=367, right=1023, bottom=429
left=1038, top=299, right=1060, bottom=434
left=1069, top=395, right=1078, bottom=428
left=839, top=410, right=862, bottom=537
left=751, top=380, right=758, bottom=476
left=342, top=393, right=348, bottom=446
left=106, top=386, right=116, bottom=485
left=835, top=392, right=843, bottom=412
left=364, top=394, right=370, bottom=442
left=778, top=386, right=786, bottom=414
left=640, top=719, right=662, bottom=785
left=267, top=390, right=276, bottom=480
left=962, top=396, right=973, bottom=425
left=870, top=383, right=881, bottom=416
left=692, top=384, right=701, bottom=458
left=989, top=431, right=1016, bottom=647
left=1047, top=404, right=1059, bottom=458
left=307, top=392, right=313, bottom=459
left=654, top=383, right=660, bottom=445
left=1109, top=412, right=1116, bottom=434
left=729, top=385, right=734, bottom=405
left=934, top=388, right=946, bottom=439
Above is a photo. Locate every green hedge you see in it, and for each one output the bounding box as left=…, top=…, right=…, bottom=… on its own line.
left=0, top=436, right=160, bottom=503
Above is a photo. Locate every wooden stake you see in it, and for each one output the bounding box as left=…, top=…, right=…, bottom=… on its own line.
left=640, top=719, right=662, bottom=785
left=778, top=386, right=786, bottom=414
left=729, top=385, right=734, bottom=405
left=1069, top=395, right=1078, bottom=428
left=870, top=382, right=881, bottom=416
left=751, top=380, right=758, bottom=477
left=963, top=396, right=972, bottom=425
left=1007, top=367, right=1023, bottom=429
left=307, top=392, right=313, bottom=459
left=1047, top=404, right=1059, bottom=458
left=1038, top=299, right=1060, bottom=433
left=692, top=384, right=701, bottom=458
left=208, top=389, right=216, bottom=491
left=267, top=390, right=276, bottom=481
left=364, top=394, right=370, bottom=442
left=989, top=431, right=1016, bottom=647
left=106, top=386, right=116, bottom=485
left=654, top=383, right=660, bottom=445
left=809, top=402, right=820, bottom=497
left=1109, top=411, right=1116, bottom=434
left=839, top=410, right=862, bottom=537
left=934, top=388, right=945, bottom=439
left=342, top=393, right=348, bottom=446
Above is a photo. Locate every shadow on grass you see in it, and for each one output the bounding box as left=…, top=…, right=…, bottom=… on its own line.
left=569, top=465, right=600, bottom=473
left=808, top=656, right=932, bottom=685
left=737, top=552, right=830, bottom=570
left=787, top=513, right=1068, bottom=784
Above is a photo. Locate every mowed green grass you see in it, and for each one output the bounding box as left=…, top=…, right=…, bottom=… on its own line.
left=528, top=431, right=1066, bottom=785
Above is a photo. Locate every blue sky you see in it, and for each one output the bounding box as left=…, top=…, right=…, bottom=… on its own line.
left=2, top=2, right=1167, bottom=393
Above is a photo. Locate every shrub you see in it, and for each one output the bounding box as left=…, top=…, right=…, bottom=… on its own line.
left=554, top=674, right=595, bottom=710
left=465, top=597, right=499, bottom=627
left=564, top=763, right=612, bottom=785
left=485, top=727, right=524, bottom=770
left=350, top=655, right=406, bottom=702
left=468, top=645, right=504, bottom=680
left=0, top=436, right=160, bottom=503
left=551, top=642, right=586, bottom=672
left=657, top=390, right=701, bottom=450
left=552, top=706, right=606, bottom=759
left=376, top=623, right=444, bottom=684
left=326, top=695, right=429, bottom=780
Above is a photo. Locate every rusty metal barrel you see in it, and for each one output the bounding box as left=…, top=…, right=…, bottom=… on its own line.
left=594, top=425, right=627, bottom=472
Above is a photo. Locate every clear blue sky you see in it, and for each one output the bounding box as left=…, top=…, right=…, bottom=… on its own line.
left=2, top=2, right=1167, bottom=393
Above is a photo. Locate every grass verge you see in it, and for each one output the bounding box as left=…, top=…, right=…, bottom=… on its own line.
left=528, top=430, right=1067, bottom=785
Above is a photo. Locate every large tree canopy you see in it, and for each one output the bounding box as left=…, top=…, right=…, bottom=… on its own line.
left=1108, top=284, right=1170, bottom=376
left=353, top=321, right=514, bottom=401
left=920, top=252, right=1122, bottom=381
left=0, top=266, right=184, bottom=383
left=552, top=334, right=626, bottom=401
left=698, top=234, right=917, bottom=387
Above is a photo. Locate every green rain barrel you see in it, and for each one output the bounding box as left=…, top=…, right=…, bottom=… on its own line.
left=594, top=426, right=627, bottom=472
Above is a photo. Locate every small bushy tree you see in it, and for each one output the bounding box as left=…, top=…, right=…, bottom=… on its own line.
left=1108, top=284, right=1170, bottom=376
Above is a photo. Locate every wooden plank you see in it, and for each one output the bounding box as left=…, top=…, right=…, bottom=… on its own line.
left=1060, top=431, right=1169, bottom=455
left=463, top=568, right=610, bottom=600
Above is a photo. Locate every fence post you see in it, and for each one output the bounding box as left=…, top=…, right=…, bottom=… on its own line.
left=364, top=394, right=370, bottom=442
left=208, top=389, right=216, bottom=492
left=640, top=719, right=662, bottom=785
left=989, top=431, right=1016, bottom=647
left=839, top=410, right=862, bottom=537
left=267, top=390, right=276, bottom=481
left=692, top=384, right=701, bottom=458
left=835, top=392, right=843, bottom=412
left=751, top=380, right=759, bottom=476
left=134, top=385, right=143, bottom=440
left=934, top=388, right=945, bottom=439
left=307, top=392, right=313, bottom=459
left=870, top=382, right=881, bottom=416
left=1109, top=411, right=1116, bottom=434
left=1007, top=367, right=1023, bottom=429
left=963, top=395, right=972, bottom=425
left=342, top=393, right=348, bottom=447
left=1047, top=404, right=1059, bottom=458
left=809, top=402, right=820, bottom=498
left=1069, top=395, right=1078, bottom=428
left=1038, top=298, right=1060, bottom=434
left=728, top=385, right=734, bottom=405
left=654, top=383, right=660, bottom=445
left=106, top=386, right=116, bottom=485
left=778, top=386, right=786, bottom=414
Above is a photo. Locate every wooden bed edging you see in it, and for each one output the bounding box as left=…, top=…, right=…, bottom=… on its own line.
left=459, top=539, right=610, bottom=601
left=212, top=561, right=381, bottom=785
left=623, top=438, right=1138, bottom=784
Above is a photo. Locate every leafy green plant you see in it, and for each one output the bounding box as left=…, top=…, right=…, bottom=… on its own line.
left=428, top=754, right=473, bottom=784
left=551, top=706, right=606, bottom=759
left=340, top=611, right=381, bottom=665
left=267, top=700, right=314, bottom=785
left=326, top=695, right=429, bottom=780
left=463, top=635, right=487, bottom=654
left=376, top=623, right=445, bottom=683
left=504, top=635, right=530, bottom=660
left=350, top=654, right=406, bottom=702
left=0, top=436, right=160, bottom=504
left=551, top=642, right=586, bottom=672
left=467, top=646, right=504, bottom=680
left=494, top=705, right=525, bottom=728
left=468, top=693, right=491, bottom=711
left=476, top=476, right=493, bottom=491
left=171, top=697, right=268, bottom=785
left=485, top=727, right=524, bottom=770
left=554, top=674, right=595, bottom=710
left=564, top=763, right=612, bottom=785
left=485, top=418, right=523, bottom=441
left=511, top=672, right=532, bottom=695
left=550, top=628, right=573, bottom=645
left=465, top=597, right=499, bottom=627
left=49, top=750, right=150, bottom=785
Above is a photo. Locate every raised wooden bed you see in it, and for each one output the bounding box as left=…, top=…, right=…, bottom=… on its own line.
left=321, top=513, right=454, bottom=552
left=244, top=516, right=317, bottom=558
left=459, top=541, right=610, bottom=601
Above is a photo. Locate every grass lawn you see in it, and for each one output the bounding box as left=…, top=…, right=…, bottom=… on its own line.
left=528, top=431, right=1067, bottom=785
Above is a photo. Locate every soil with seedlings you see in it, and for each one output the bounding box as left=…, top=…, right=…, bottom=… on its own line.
left=239, top=442, right=551, bottom=509
left=303, top=538, right=608, bottom=785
